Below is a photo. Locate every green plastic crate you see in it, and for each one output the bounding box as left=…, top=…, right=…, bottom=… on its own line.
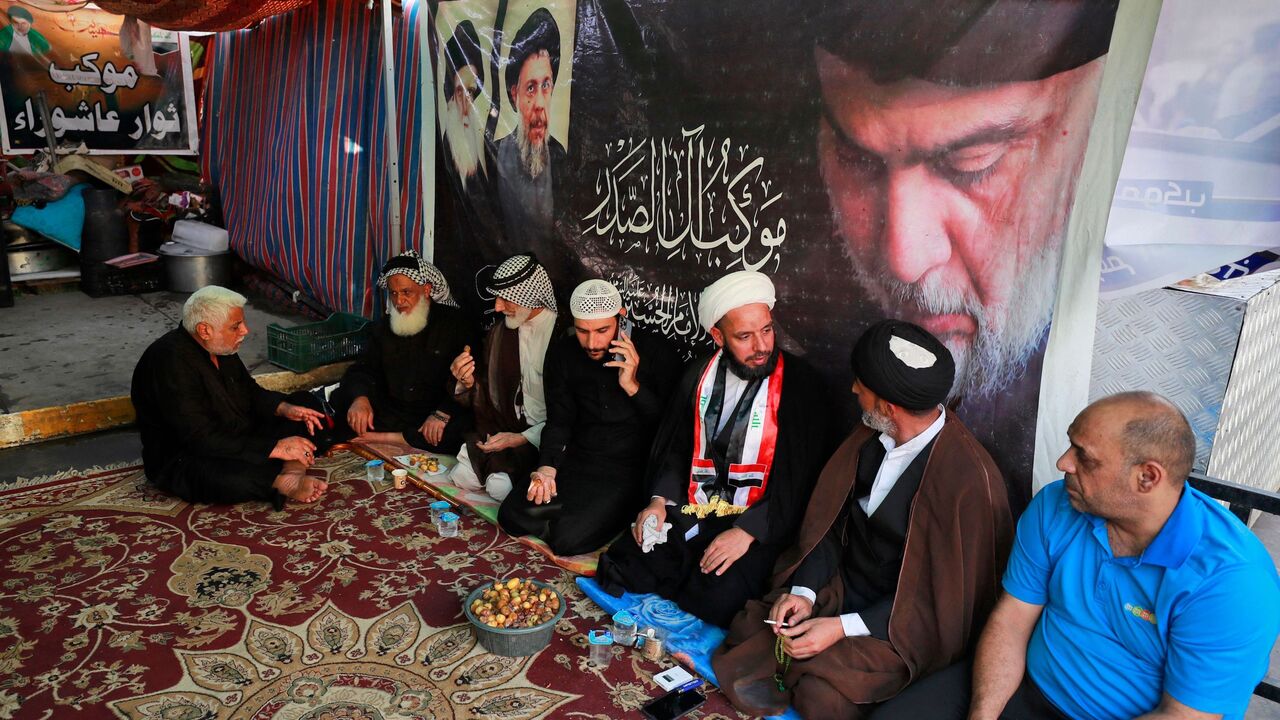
left=266, top=312, right=371, bottom=372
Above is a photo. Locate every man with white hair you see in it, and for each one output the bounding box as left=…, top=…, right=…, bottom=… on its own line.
left=442, top=20, right=489, bottom=192
left=596, top=271, right=838, bottom=626
left=497, top=279, right=682, bottom=556
left=332, top=251, right=473, bottom=452
left=448, top=253, right=561, bottom=502
left=131, top=286, right=330, bottom=508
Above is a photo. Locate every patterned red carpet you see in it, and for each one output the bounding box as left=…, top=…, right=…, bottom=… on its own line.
left=0, top=450, right=748, bottom=719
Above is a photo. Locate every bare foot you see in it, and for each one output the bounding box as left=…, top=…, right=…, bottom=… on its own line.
left=273, top=473, right=329, bottom=503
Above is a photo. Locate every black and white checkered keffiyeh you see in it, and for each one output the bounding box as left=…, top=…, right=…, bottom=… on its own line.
left=486, top=253, right=557, bottom=312
left=377, top=250, right=459, bottom=308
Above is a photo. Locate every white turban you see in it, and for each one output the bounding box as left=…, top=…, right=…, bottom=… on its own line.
left=570, top=279, right=622, bottom=320
left=698, top=270, right=776, bottom=332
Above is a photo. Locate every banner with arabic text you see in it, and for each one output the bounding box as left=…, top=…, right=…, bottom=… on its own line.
left=433, top=0, right=1120, bottom=510
left=0, top=1, right=196, bottom=154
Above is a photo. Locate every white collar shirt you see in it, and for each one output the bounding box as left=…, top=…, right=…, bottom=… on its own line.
left=860, top=408, right=946, bottom=516
left=515, top=309, right=557, bottom=447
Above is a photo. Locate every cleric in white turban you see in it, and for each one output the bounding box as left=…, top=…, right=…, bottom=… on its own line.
left=698, top=270, right=777, bottom=334
left=497, top=278, right=684, bottom=556
left=596, top=269, right=840, bottom=628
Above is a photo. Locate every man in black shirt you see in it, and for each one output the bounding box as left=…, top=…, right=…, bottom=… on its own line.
left=333, top=251, right=473, bottom=452
left=131, top=286, right=330, bottom=507
left=498, top=279, right=681, bottom=555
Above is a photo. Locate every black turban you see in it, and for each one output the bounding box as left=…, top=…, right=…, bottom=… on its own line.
left=507, top=8, right=560, bottom=90
left=443, top=20, right=483, bottom=102
left=7, top=6, right=33, bottom=22
left=813, top=0, right=1118, bottom=87
left=851, top=320, right=955, bottom=411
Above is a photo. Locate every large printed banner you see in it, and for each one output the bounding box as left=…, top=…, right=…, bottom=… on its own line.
left=432, top=0, right=1119, bottom=508
left=1099, top=0, right=1280, bottom=297
left=0, top=1, right=197, bottom=154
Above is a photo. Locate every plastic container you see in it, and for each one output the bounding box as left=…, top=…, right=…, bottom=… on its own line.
left=430, top=500, right=451, bottom=528
left=588, top=630, right=614, bottom=668
left=391, top=468, right=408, bottom=490
left=439, top=511, right=459, bottom=537
left=462, top=579, right=566, bottom=657
left=365, top=460, right=384, bottom=482
left=611, top=610, right=637, bottom=647
left=171, top=220, right=230, bottom=253
left=267, top=312, right=372, bottom=373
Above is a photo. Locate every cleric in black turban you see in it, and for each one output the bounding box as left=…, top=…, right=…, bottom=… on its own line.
left=850, top=320, right=956, bottom=412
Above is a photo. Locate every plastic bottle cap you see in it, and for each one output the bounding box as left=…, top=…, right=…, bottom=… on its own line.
left=612, top=610, right=635, bottom=625
left=440, top=512, right=459, bottom=522
left=366, top=460, right=384, bottom=467
left=588, top=630, right=614, bottom=644
left=430, top=500, right=450, bottom=509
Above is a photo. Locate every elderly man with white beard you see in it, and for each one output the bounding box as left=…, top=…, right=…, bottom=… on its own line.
left=448, top=253, right=562, bottom=503
left=332, top=251, right=474, bottom=453
left=442, top=20, right=489, bottom=193
left=494, top=9, right=567, bottom=264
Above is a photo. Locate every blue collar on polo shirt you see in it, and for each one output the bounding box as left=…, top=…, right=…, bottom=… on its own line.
left=1088, top=485, right=1204, bottom=569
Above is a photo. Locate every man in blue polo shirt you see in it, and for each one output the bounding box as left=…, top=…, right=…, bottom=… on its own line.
left=872, top=391, right=1280, bottom=719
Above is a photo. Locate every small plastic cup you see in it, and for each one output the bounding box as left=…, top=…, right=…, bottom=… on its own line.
left=391, top=468, right=408, bottom=490
left=588, top=629, right=614, bottom=668
left=430, top=500, right=451, bottom=528
left=611, top=610, right=637, bottom=647
left=439, top=511, right=460, bottom=537
left=365, top=459, right=385, bottom=482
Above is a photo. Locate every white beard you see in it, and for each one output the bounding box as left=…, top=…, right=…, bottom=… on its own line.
left=516, top=118, right=548, bottom=179
left=847, top=242, right=1060, bottom=401
left=861, top=408, right=898, bottom=436
left=503, top=306, right=533, bottom=329
left=388, top=298, right=430, bottom=337
left=444, top=97, right=484, bottom=187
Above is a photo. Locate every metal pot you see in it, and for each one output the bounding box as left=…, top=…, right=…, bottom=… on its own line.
left=7, top=241, right=76, bottom=276
left=157, top=241, right=232, bottom=292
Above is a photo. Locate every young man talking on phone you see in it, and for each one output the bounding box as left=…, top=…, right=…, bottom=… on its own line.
left=497, top=279, right=681, bottom=556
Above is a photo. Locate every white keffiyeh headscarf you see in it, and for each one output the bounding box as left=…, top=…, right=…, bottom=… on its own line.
left=377, top=250, right=459, bottom=308
left=486, top=253, right=557, bottom=312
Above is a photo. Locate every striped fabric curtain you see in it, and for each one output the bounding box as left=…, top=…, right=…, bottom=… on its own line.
left=201, top=0, right=427, bottom=317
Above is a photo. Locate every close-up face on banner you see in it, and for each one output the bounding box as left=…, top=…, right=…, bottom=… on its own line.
left=430, top=0, right=1120, bottom=506
left=0, top=1, right=197, bottom=154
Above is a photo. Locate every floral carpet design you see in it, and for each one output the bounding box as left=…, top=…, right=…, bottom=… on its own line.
left=0, top=451, right=748, bottom=719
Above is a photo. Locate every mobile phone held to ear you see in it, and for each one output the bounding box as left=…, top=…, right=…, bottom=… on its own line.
left=639, top=687, right=705, bottom=720
left=614, top=313, right=635, bottom=363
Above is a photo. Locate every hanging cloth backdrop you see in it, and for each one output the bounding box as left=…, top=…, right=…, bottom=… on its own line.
left=429, top=0, right=1120, bottom=511
left=200, top=0, right=426, bottom=316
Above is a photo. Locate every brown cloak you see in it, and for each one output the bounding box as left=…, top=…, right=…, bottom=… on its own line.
left=459, top=321, right=540, bottom=478
left=712, top=413, right=1012, bottom=718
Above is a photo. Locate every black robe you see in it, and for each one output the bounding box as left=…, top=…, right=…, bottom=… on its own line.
left=333, top=303, right=474, bottom=451
left=131, top=326, right=324, bottom=507
left=596, top=350, right=840, bottom=626
left=497, top=327, right=682, bottom=555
